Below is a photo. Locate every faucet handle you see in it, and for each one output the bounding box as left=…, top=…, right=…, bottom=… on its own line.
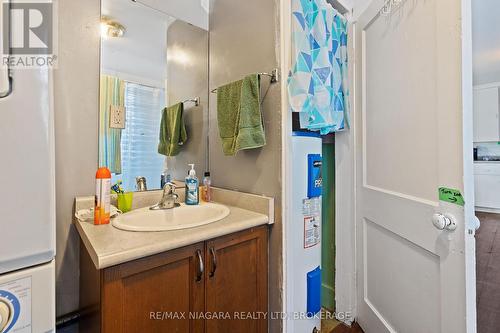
left=150, top=182, right=179, bottom=210
left=163, top=183, right=179, bottom=201
left=163, top=182, right=176, bottom=193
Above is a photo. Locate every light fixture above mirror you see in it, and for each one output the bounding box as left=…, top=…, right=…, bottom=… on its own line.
left=100, top=17, right=126, bottom=38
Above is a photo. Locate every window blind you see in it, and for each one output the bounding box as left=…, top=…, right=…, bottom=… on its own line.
left=113, top=82, right=165, bottom=191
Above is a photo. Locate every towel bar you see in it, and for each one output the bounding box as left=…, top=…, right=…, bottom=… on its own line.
left=210, top=68, right=279, bottom=94
left=181, top=97, right=200, bottom=106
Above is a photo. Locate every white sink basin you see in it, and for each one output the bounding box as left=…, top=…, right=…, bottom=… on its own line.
left=112, top=203, right=230, bottom=232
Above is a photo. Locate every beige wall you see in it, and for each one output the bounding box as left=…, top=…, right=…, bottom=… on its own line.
left=53, top=0, right=100, bottom=316
left=167, top=20, right=209, bottom=178
left=208, top=0, right=283, bottom=331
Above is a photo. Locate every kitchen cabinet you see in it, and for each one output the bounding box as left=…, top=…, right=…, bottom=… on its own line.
left=473, top=86, right=500, bottom=142
left=80, top=226, right=268, bottom=333
left=474, top=162, right=500, bottom=211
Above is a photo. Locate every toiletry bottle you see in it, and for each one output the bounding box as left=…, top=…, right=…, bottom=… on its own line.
left=185, top=164, right=199, bottom=205
left=161, top=157, right=173, bottom=188
left=202, top=171, right=212, bottom=202
left=94, top=167, right=111, bottom=225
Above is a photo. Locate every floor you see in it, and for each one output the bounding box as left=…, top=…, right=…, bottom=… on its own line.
left=56, top=323, right=78, bottom=332
left=330, top=322, right=365, bottom=333
left=476, top=211, right=500, bottom=333
left=322, top=310, right=342, bottom=332
left=322, top=309, right=364, bottom=333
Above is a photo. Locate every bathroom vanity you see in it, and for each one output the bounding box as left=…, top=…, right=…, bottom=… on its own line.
left=75, top=188, right=273, bottom=333
left=84, top=0, right=276, bottom=331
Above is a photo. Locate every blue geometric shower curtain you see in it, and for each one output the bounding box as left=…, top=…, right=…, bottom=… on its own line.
left=288, top=0, right=349, bottom=135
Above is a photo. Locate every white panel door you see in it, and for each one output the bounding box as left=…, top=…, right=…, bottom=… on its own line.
left=473, top=87, right=500, bottom=142
left=354, top=0, right=475, bottom=332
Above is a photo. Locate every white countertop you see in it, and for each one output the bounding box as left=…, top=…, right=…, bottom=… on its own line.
left=76, top=205, right=269, bottom=269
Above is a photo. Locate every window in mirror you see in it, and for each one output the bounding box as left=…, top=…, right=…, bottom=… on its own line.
left=115, top=82, right=165, bottom=191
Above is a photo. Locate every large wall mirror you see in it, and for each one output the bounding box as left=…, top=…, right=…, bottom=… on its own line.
left=99, top=0, right=209, bottom=191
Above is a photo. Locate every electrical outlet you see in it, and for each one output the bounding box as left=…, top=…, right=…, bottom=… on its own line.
left=110, top=105, right=126, bottom=129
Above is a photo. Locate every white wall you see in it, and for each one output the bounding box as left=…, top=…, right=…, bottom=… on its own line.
left=352, top=0, right=370, bottom=18
left=138, top=0, right=208, bottom=30
left=208, top=0, right=282, bottom=331
left=54, top=0, right=100, bottom=316
left=472, top=0, right=500, bottom=85
left=166, top=20, right=209, bottom=179
left=101, top=0, right=170, bottom=87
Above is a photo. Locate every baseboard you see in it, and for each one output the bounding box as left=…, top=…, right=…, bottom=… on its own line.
left=475, top=206, right=500, bottom=214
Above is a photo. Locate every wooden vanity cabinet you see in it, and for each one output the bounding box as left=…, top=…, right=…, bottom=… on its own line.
left=80, top=226, right=268, bottom=333
left=205, top=226, right=268, bottom=333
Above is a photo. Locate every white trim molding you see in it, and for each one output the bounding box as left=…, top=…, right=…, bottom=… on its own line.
left=280, top=0, right=293, bottom=332
left=334, top=20, right=357, bottom=326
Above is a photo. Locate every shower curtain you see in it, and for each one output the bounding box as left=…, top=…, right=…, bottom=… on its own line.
left=99, top=75, right=125, bottom=174
left=288, top=0, right=349, bottom=135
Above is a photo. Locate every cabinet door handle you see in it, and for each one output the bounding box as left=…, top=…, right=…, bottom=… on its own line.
left=209, top=247, right=217, bottom=278
left=195, top=249, right=204, bottom=282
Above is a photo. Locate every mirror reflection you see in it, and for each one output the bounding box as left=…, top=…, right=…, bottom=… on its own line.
left=99, top=0, right=209, bottom=191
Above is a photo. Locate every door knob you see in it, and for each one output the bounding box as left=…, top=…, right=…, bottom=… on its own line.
left=432, top=213, right=457, bottom=231
left=474, top=216, right=481, bottom=230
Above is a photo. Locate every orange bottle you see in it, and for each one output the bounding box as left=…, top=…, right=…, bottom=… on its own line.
left=94, top=167, right=111, bottom=225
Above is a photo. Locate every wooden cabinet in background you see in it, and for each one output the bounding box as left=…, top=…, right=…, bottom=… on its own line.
left=80, top=226, right=269, bottom=333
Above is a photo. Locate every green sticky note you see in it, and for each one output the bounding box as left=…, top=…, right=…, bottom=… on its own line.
left=438, top=187, right=465, bottom=206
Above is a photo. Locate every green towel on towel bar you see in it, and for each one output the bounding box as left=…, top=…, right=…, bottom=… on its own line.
left=217, top=74, right=266, bottom=156
left=158, top=102, right=187, bottom=156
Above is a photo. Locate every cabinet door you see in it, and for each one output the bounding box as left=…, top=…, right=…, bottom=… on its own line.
left=473, top=87, right=500, bottom=142
left=102, top=243, right=205, bottom=333
left=205, top=226, right=268, bottom=333
left=475, top=174, right=500, bottom=209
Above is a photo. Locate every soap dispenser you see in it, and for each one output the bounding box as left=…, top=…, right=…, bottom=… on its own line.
left=185, top=164, right=199, bottom=205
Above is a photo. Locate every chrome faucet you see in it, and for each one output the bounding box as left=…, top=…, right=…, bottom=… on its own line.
left=136, top=176, right=147, bottom=192
left=150, top=182, right=180, bottom=210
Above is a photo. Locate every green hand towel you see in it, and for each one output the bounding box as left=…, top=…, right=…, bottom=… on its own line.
left=217, top=74, right=266, bottom=156
left=158, top=102, right=187, bottom=156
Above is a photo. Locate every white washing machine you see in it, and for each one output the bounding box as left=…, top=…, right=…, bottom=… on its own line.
left=0, top=261, right=55, bottom=333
